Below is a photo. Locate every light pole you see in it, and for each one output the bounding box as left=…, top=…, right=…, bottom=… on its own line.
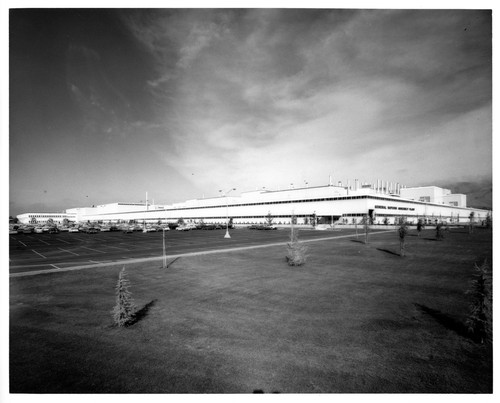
left=162, top=226, right=167, bottom=269
left=219, top=188, right=236, bottom=238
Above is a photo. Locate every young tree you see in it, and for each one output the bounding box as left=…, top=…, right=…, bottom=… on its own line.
left=466, top=260, right=492, bottom=344
left=398, top=218, right=409, bottom=257
left=416, top=219, right=424, bottom=237
left=485, top=212, right=492, bottom=229
left=286, top=213, right=307, bottom=266
left=360, top=215, right=370, bottom=244
left=435, top=222, right=444, bottom=240
left=266, top=212, right=274, bottom=226
left=469, top=212, right=475, bottom=234
left=112, top=267, right=136, bottom=327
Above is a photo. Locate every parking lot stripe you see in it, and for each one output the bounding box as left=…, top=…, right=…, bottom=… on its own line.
left=58, top=248, right=80, bottom=256
left=31, top=249, right=47, bottom=259
left=81, top=246, right=106, bottom=254
left=38, top=239, right=50, bottom=245
left=105, top=245, right=130, bottom=251
left=57, top=238, right=71, bottom=244
left=18, top=240, right=27, bottom=247
left=51, top=264, right=60, bottom=269
left=11, top=230, right=395, bottom=278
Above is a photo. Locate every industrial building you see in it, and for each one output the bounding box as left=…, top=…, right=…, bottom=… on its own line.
left=16, top=180, right=490, bottom=227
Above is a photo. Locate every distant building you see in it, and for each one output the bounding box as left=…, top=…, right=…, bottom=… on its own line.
left=399, top=186, right=466, bottom=207
left=16, top=182, right=489, bottom=226
left=16, top=212, right=76, bottom=225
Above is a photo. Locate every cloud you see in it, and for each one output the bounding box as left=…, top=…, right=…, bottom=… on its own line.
left=121, top=9, right=491, bottom=197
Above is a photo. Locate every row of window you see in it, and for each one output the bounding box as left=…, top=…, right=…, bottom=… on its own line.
left=377, top=206, right=415, bottom=211
left=88, top=194, right=475, bottom=219
left=28, top=214, right=66, bottom=218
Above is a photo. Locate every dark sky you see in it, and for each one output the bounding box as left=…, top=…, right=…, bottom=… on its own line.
left=8, top=8, right=492, bottom=215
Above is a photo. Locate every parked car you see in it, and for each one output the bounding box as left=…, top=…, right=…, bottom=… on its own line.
left=123, top=227, right=134, bottom=234
left=23, top=226, right=35, bottom=234
left=48, top=227, right=60, bottom=234
left=249, top=224, right=277, bottom=230
left=9, top=228, right=18, bottom=235
left=86, top=227, right=99, bottom=234
left=176, top=225, right=190, bottom=231
left=34, top=227, right=44, bottom=234
left=68, top=227, right=80, bottom=233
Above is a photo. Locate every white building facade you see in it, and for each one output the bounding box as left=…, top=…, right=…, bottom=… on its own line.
left=17, top=184, right=488, bottom=226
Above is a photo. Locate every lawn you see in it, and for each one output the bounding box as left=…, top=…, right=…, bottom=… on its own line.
left=9, top=227, right=493, bottom=393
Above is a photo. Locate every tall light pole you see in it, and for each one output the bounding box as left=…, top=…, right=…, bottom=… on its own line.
left=162, top=226, right=167, bottom=269
left=219, top=188, right=236, bottom=239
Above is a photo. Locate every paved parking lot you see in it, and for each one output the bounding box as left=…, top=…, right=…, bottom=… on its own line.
left=9, top=228, right=357, bottom=276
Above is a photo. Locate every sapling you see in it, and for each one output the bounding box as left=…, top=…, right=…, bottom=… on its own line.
left=112, top=267, right=136, bottom=327
left=436, top=222, right=444, bottom=240
left=466, top=260, right=492, bottom=344
left=286, top=214, right=307, bottom=266
left=398, top=219, right=408, bottom=257
left=416, top=219, right=424, bottom=237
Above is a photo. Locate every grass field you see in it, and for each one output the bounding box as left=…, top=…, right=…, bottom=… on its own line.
left=9, top=227, right=492, bottom=393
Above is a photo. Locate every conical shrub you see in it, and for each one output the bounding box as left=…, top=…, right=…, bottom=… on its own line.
left=465, top=260, right=492, bottom=344
left=112, top=267, right=136, bottom=327
left=286, top=221, right=307, bottom=266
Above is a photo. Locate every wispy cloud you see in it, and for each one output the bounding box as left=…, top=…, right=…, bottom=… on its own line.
left=121, top=9, right=492, bottom=195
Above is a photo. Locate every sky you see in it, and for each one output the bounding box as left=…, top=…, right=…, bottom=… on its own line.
left=7, top=7, right=492, bottom=216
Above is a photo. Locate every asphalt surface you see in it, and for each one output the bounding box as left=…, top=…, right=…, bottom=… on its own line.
left=9, top=227, right=369, bottom=276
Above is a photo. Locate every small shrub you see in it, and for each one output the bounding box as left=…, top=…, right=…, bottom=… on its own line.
left=266, top=212, right=274, bottom=226
left=469, top=212, right=475, bottom=234
left=416, top=219, right=424, bottom=236
left=485, top=212, right=492, bottom=229
left=112, top=267, right=136, bottom=327
left=360, top=215, right=370, bottom=244
left=465, top=260, right=492, bottom=344
left=436, top=222, right=444, bottom=240
left=398, top=220, right=408, bottom=257
left=286, top=219, right=307, bottom=266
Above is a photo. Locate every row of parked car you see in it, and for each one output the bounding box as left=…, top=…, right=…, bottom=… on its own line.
left=9, top=222, right=278, bottom=235
left=10, top=225, right=65, bottom=234
left=175, top=223, right=232, bottom=231
left=247, top=224, right=278, bottom=230
left=9, top=223, right=172, bottom=234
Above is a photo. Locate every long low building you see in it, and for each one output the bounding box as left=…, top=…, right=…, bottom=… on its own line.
left=16, top=182, right=490, bottom=226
